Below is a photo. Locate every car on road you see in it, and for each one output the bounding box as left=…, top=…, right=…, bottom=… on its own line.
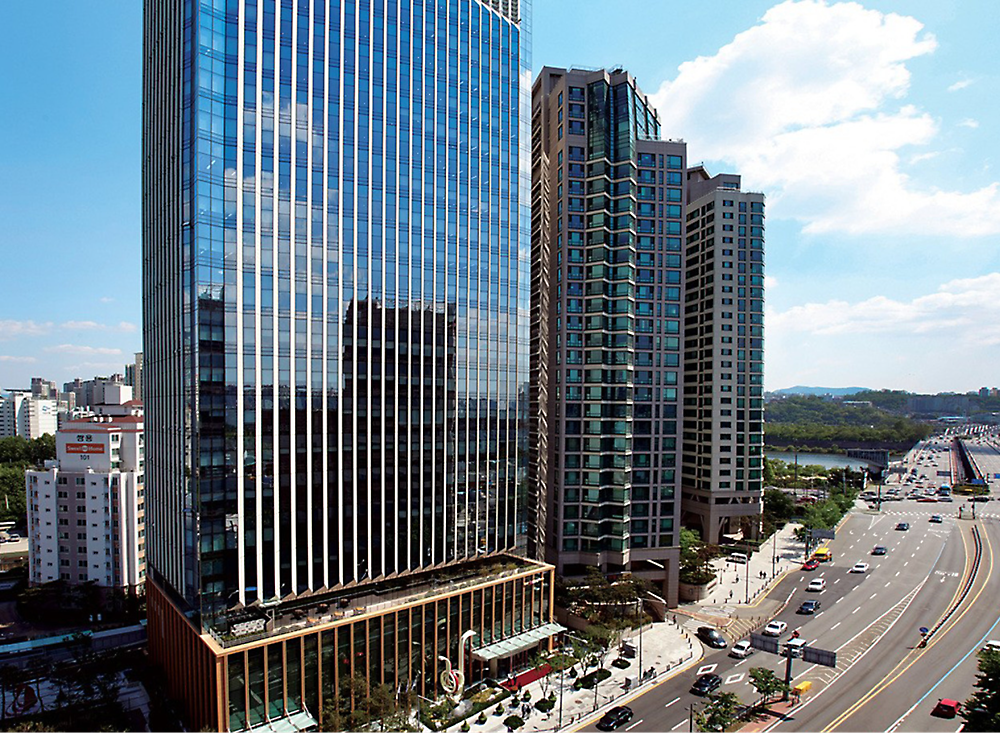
left=929, top=514, right=943, bottom=523
left=850, top=562, right=870, bottom=573
left=917, top=496, right=937, bottom=503
left=797, top=599, right=821, bottom=614
left=939, top=496, right=954, bottom=502
left=596, top=706, right=634, bottom=730
left=896, top=522, right=910, bottom=531
left=730, top=639, right=755, bottom=659
left=807, top=578, right=826, bottom=592
left=931, top=699, right=961, bottom=719
left=972, top=495, right=991, bottom=502
left=802, top=559, right=820, bottom=571
left=871, top=545, right=887, bottom=555
left=690, top=673, right=722, bottom=696
left=762, top=620, right=788, bottom=637
left=696, top=626, right=727, bottom=649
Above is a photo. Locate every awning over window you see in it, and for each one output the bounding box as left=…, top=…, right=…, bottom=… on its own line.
left=471, top=622, right=566, bottom=662
left=247, top=709, right=317, bottom=733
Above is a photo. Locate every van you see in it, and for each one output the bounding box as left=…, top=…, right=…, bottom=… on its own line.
left=812, top=547, right=832, bottom=563
left=728, top=552, right=749, bottom=564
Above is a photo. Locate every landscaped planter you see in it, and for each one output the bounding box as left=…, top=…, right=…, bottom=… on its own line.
left=679, top=578, right=718, bottom=602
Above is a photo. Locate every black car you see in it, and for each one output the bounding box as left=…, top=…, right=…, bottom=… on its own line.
left=798, top=599, right=821, bottom=614
left=696, top=626, right=728, bottom=649
left=596, top=706, right=634, bottom=731
left=690, top=673, right=723, bottom=696
left=872, top=545, right=887, bottom=555
left=896, top=522, right=910, bottom=531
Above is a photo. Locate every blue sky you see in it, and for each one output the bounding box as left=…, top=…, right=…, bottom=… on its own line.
left=1, top=1, right=997, bottom=394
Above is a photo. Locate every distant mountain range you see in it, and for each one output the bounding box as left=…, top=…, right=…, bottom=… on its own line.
left=771, top=386, right=871, bottom=397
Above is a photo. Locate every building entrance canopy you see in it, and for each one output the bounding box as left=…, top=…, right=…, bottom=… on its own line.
left=470, top=622, right=566, bottom=662
left=246, top=709, right=317, bottom=733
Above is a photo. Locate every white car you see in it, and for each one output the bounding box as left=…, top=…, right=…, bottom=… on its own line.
left=850, top=562, right=870, bottom=574
left=762, top=620, right=788, bottom=637
left=729, top=639, right=755, bottom=659
left=807, top=578, right=826, bottom=592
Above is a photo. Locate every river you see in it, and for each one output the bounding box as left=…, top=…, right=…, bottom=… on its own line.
left=765, top=451, right=881, bottom=470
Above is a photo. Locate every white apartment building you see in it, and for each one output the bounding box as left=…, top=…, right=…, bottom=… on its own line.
left=26, top=400, right=145, bottom=591
left=0, top=392, right=59, bottom=439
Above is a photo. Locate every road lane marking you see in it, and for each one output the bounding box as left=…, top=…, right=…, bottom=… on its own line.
left=831, top=622, right=841, bottom=630
left=665, top=697, right=680, bottom=709
left=885, top=582, right=891, bottom=587
left=671, top=720, right=686, bottom=730
left=896, top=571, right=900, bottom=577
left=726, top=673, right=744, bottom=684
left=852, top=607, right=860, bottom=614
left=816, top=611, right=824, bottom=617
left=697, top=663, right=717, bottom=675
left=836, top=597, right=843, bottom=603
left=904, top=561, right=909, bottom=567
left=825, top=517, right=975, bottom=731
left=834, top=578, right=841, bottom=584
left=870, top=593, right=878, bottom=599
left=625, top=720, right=643, bottom=731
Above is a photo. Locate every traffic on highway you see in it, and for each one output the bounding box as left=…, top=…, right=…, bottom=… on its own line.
left=577, top=427, right=1000, bottom=733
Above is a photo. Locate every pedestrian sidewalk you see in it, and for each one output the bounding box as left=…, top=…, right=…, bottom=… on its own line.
left=677, top=522, right=805, bottom=641
left=438, top=618, right=702, bottom=733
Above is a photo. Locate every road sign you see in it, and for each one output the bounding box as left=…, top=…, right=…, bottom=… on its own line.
left=811, top=528, right=836, bottom=540
left=802, top=646, right=837, bottom=667
left=749, top=633, right=779, bottom=655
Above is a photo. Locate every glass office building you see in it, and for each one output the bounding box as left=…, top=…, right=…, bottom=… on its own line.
left=143, top=1, right=555, bottom=730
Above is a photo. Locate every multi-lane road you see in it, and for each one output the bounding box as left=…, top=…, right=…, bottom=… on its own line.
left=579, top=431, right=1000, bottom=732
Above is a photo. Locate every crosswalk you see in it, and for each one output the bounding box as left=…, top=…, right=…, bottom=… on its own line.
left=875, top=509, right=1000, bottom=520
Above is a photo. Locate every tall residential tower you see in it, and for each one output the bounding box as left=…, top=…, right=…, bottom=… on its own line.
left=681, top=167, right=765, bottom=544
left=530, top=67, right=685, bottom=604
left=143, top=1, right=556, bottom=730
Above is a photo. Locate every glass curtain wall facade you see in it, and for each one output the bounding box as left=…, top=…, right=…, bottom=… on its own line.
left=680, top=169, right=765, bottom=545
left=143, top=0, right=545, bottom=729
left=530, top=68, right=683, bottom=603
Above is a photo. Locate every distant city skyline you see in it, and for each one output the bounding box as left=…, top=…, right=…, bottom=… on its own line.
left=2, top=0, right=998, bottom=393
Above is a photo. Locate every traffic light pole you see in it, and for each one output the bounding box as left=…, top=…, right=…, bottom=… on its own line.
left=783, top=649, right=794, bottom=701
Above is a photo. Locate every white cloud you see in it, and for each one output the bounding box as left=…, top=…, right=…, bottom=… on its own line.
left=764, top=275, right=779, bottom=290
left=768, top=273, right=1000, bottom=344
left=44, top=344, right=123, bottom=356
left=58, top=320, right=137, bottom=333
left=0, top=356, right=37, bottom=364
left=765, top=273, right=1000, bottom=391
left=947, top=78, right=973, bottom=92
left=909, top=151, right=940, bottom=164
left=99, top=297, right=115, bottom=304
left=0, top=320, right=53, bottom=340
left=650, top=0, right=1000, bottom=237
left=957, top=118, right=980, bottom=129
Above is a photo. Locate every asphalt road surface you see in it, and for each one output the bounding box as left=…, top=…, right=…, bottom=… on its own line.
left=577, top=466, right=998, bottom=731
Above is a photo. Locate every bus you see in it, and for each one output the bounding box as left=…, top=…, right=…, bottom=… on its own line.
left=812, top=547, right=833, bottom=563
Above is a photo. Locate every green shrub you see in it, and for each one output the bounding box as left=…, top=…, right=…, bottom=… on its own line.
left=461, top=722, right=471, bottom=732
left=612, top=658, right=631, bottom=669
left=503, top=714, right=525, bottom=730
left=535, top=698, right=555, bottom=713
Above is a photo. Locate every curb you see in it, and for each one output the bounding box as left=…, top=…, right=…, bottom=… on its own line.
left=562, top=646, right=706, bottom=733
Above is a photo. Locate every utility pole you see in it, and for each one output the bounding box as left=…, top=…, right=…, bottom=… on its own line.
left=558, top=661, right=564, bottom=729
left=689, top=703, right=695, bottom=732
left=637, top=597, right=644, bottom=675
left=771, top=527, right=777, bottom=576
left=783, top=646, right=794, bottom=701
